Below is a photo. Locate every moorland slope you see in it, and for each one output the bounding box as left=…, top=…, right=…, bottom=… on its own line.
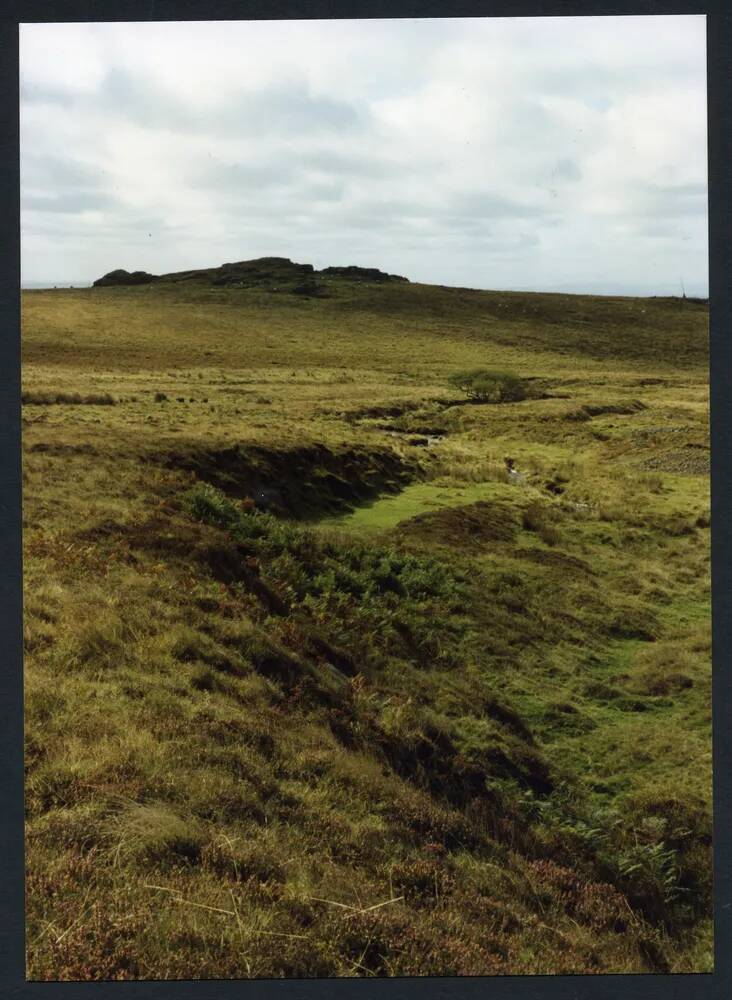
left=22, top=262, right=711, bottom=978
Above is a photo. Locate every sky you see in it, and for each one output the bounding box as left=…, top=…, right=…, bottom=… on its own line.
left=20, top=16, right=708, bottom=296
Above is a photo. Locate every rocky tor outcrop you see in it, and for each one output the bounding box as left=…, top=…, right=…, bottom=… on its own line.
left=320, top=265, right=409, bottom=282
left=93, top=257, right=410, bottom=290
left=93, top=269, right=159, bottom=287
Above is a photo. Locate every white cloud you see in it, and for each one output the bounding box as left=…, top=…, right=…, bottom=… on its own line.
left=20, top=15, right=708, bottom=295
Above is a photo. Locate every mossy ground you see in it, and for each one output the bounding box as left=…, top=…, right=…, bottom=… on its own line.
left=22, top=279, right=710, bottom=978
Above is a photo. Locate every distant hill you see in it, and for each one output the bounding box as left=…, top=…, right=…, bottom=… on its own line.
left=92, top=257, right=410, bottom=294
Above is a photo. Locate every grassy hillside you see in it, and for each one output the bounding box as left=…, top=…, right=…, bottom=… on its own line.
left=22, top=272, right=711, bottom=978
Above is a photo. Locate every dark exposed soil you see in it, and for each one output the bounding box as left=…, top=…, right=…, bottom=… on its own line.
left=157, top=442, right=421, bottom=519
left=582, top=400, right=647, bottom=417
left=342, top=401, right=424, bottom=421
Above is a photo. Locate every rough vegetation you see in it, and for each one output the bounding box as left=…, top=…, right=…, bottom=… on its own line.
left=22, top=268, right=710, bottom=979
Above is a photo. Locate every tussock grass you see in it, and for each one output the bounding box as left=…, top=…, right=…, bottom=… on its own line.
left=22, top=390, right=117, bottom=405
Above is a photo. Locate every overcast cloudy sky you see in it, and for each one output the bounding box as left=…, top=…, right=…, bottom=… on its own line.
left=20, top=16, right=707, bottom=295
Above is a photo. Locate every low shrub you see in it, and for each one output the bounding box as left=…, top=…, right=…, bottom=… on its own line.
left=182, top=482, right=241, bottom=529
left=448, top=369, right=527, bottom=404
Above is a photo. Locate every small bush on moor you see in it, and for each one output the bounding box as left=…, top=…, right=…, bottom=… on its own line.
left=448, top=368, right=527, bottom=403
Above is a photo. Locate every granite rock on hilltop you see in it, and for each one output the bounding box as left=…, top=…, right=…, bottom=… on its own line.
left=92, top=257, right=410, bottom=289
left=93, top=269, right=159, bottom=287
left=320, top=265, right=409, bottom=283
